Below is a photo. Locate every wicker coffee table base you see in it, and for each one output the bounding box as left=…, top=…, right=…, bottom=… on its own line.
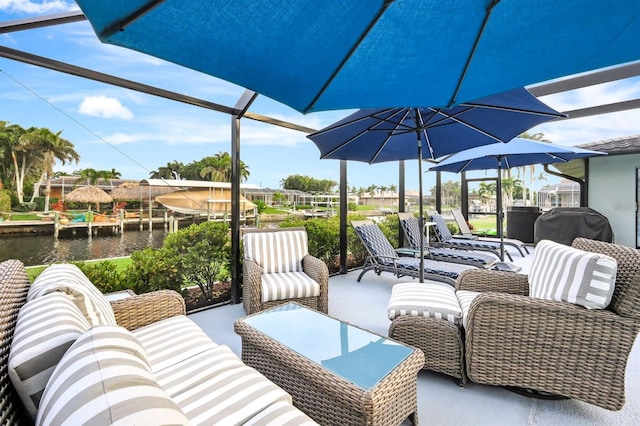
left=235, top=316, right=424, bottom=426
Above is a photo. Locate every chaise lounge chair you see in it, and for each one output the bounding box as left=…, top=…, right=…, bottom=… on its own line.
left=352, top=220, right=474, bottom=285
left=397, top=212, right=497, bottom=269
left=451, top=208, right=529, bottom=256
left=427, top=211, right=513, bottom=262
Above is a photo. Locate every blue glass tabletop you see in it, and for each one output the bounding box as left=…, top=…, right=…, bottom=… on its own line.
left=241, top=303, right=413, bottom=390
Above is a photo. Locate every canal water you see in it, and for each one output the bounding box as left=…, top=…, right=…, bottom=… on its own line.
left=0, top=229, right=168, bottom=266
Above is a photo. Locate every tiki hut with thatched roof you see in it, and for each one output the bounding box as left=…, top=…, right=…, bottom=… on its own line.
left=110, top=181, right=177, bottom=201
left=64, top=185, right=113, bottom=211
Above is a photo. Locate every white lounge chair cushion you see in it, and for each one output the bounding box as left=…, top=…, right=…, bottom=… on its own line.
left=27, top=263, right=117, bottom=326
left=36, top=325, right=189, bottom=426
left=388, top=282, right=463, bottom=325
left=9, top=293, right=91, bottom=419
left=260, top=271, right=321, bottom=303
left=243, top=229, right=309, bottom=273
left=529, top=239, right=617, bottom=309
left=456, top=290, right=481, bottom=329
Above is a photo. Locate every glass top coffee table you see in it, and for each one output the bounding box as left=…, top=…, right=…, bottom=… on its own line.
left=234, top=302, right=424, bottom=425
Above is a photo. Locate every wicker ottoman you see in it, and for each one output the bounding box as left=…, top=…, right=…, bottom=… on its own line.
left=387, top=282, right=468, bottom=385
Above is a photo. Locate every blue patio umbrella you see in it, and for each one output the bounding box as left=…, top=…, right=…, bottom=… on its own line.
left=75, top=1, right=640, bottom=113
left=307, top=88, right=564, bottom=282
left=429, top=138, right=606, bottom=261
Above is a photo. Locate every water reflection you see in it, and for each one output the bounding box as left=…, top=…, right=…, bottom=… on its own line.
left=0, top=229, right=168, bottom=266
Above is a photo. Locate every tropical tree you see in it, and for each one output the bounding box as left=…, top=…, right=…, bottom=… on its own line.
left=0, top=122, right=35, bottom=203
left=281, top=174, right=337, bottom=193
left=518, top=132, right=552, bottom=205
left=73, top=168, right=122, bottom=185
left=198, top=152, right=250, bottom=182
left=149, top=161, right=185, bottom=179
left=22, top=128, right=79, bottom=212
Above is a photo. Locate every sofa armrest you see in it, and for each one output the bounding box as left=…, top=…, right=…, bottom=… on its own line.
left=465, top=292, right=640, bottom=410
left=302, top=254, right=329, bottom=313
left=455, top=269, right=528, bottom=295
left=111, top=290, right=185, bottom=331
left=242, top=258, right=263, bottom=315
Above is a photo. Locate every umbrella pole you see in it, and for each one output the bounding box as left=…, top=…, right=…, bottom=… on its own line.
left=417, top=132, right=424, bottom=283
left=496, top=158, right=505, bottom=262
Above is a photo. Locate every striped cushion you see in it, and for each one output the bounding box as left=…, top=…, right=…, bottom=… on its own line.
left=456, top=290, right=481, bottom=329
left=429, top=212, right=454, bottom=240
left=260, top=271, right=321, bottom=303
left=132, top=315, right=219, bottom=373
left=155, top=344, right=293, bottom=425
left=388, top=282, right=463, bottom=325
left=354, top=223, right=399, bottom=259
left=27, top=264, right=117, bottom=326
left=243, top=230, right=308, bottom=273
left=246, top=400, right=318, bottom=425
left=400, top=215, right=423, bottom=248
left=36, top=326, right=189, bottom=426
left=9, top=293, right=91, bottom=418
left=529, top=239, right=617, bottom=309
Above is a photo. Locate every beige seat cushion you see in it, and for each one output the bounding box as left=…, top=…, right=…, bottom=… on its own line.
left=260, top=271, right=321, bottom=302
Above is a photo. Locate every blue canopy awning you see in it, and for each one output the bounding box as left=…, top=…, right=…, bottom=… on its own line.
left=75, top=0, right=640, bottom=113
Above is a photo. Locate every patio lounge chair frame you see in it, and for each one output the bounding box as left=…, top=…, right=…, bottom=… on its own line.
left=352, top=220, right=473, bottom=285
left=397, top=212, right=497, bottom=269
left=451, top=208, right=529, bottom=256
left=428, top=211, right=513, bottom=262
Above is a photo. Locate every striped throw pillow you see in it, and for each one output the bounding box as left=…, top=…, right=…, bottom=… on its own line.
left=243, top=230, right=308, bottom=273
left=9, top=292, right=91, bottom=419
left=28, top=264, right=117, bottom=326
left=36, top=325, right=189, bottom=426
left=388, top=282, right=463, bottom=325
left=529, top=239, right=617, bottom=309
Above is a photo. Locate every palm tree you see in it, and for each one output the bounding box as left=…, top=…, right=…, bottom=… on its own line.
left=23, top=128, right=79, bottom=213
left=150, top=161, right=184, bottom=179
left=199, top=152, right=250, bottom=182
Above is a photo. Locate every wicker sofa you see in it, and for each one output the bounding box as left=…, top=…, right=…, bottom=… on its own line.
left=389, top=238, right=640, bottom=410
left=0, top=259, right=316, bottom=425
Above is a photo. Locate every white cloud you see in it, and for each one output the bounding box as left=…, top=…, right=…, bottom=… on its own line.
left=78, top=95, right=134, bottom=120
left=0, top=0, right=77, bottom=14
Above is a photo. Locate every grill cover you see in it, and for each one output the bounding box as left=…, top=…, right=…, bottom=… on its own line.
left=534, top=207, right=613, bottom=246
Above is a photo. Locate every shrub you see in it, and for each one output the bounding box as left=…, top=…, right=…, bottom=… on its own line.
left=0, top=190, right=11, bottom=217
left=163, top=221, right=231, bottom=302
left=14, top=202, right=36, bottom=212
left=125, top=247, right=182, bottom=294
left=72, top=260, right=128, bottom=294
left=253, top=200, right=267, bottom=213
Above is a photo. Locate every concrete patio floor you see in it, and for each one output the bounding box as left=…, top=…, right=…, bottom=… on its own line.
left=189, top=244, right=640, bottom=425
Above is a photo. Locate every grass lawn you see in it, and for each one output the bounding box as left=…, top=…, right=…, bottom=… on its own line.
left=26, top=257, right=132, bottom=282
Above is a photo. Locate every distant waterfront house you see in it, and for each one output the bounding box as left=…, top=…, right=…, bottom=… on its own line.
left=358, top=190, right=423, bottom=211
left=36, top=177, right=136, bottom=200
left=538, top=180, right=581, bottom=208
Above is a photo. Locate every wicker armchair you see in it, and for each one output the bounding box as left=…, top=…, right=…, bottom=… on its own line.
left=456, top=238, right=640, bottom=410
left=242, top=227, right=329, bottom=314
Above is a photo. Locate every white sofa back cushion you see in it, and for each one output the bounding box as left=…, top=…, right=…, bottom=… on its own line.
left=36, top=325, right=189, bottom=426
left=529, top=239, right=617, bottom=309
left=27, top=264, right=117, bottom=326
left=9, top=292, right=91, bottom=419
left=243, top=230, right=308, bottom=273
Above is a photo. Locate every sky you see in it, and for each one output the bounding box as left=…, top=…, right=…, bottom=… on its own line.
left=1, top=1, right=639, bottom=195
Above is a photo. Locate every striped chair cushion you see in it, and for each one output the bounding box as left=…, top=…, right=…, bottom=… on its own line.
left=388, top=282, right=463, bottom=325
left=155, top=344, right=293, bottom=425
left=36, top=326, right=189, bottom=426
left=354, top=223, right=399, bottom=260
left=400, top=216, right=423, bottom=248
left=132, top=315, right=219, bottom=373
left=529, top=239, right=617, bottom=309
left=243, top=230, right=308, bottom=273
left=9, top=292, right=91, bottom=419
left=429, top=212, right=454, bottom=241
left=456, top=290, right=481, bottom=329
left=260, top=271, right=321, bottom=303
left=246, top=400, right=318, bottom=425
left=27, top=264, right=117, bottom=326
